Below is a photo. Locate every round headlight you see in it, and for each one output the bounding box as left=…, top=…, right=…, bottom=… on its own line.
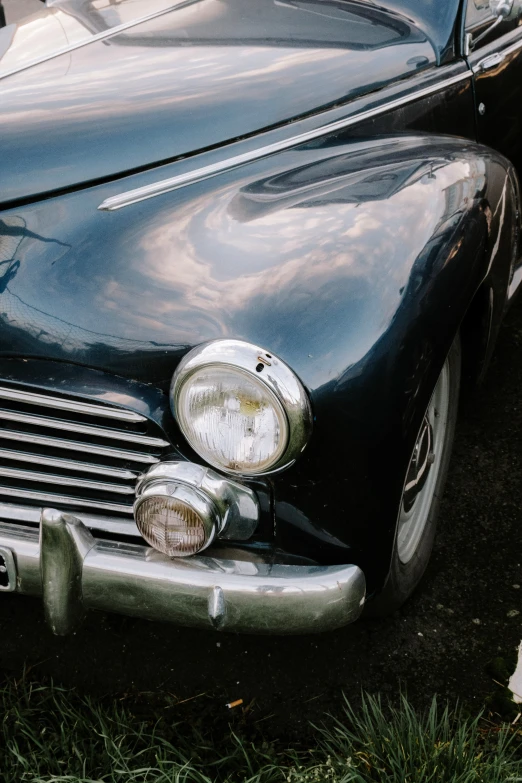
left=170, top=340, right=312, bottom=476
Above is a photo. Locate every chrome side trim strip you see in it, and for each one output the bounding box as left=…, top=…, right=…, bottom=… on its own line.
left=0, top=466, right=134, bottom=495
left=0, top=408, right=169, bottom=447
left=0, top=501, right=140, bottom=537
left=0, top=448, right=137, bottom=480
left=99, top=69, right=472, bottom=212
left=0, top=428, right=160, bottom=464
left=0, top=488, right=133, bottom=515
left=0, top=385, right=146, bottom=422
left=0, top=0, right=199, bottom=83
left=503, top=34, right=522, bottom=58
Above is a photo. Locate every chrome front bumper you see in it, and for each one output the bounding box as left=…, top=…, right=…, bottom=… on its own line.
left=0, top=511, right=366, bottom=635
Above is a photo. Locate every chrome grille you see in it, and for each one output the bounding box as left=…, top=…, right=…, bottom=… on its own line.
left=0, top=385, right=170, bottom=523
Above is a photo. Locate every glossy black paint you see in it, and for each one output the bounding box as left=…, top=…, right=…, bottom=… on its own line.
left=386, top=0, right=461, bottom=63
left=0, top=77, right=476, bottom=385
left=0, top=130, right=518, bottom=590
left=272, top=143, right=517, bottom=582
left=1, top=0, right=521, bottom=595
left=0, top=0, right=436, bottom=205
left=469, top=31, right=522, bottom=179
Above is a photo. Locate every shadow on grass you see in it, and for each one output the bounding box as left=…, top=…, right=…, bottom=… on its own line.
left=1, top=674, right=521, bottom=782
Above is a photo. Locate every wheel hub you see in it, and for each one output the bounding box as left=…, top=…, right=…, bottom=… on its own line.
left=396, top=359, right=450, bottom=565
left=403, top=415, right=434, bottom=512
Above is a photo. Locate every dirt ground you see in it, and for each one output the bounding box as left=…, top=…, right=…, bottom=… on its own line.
left=1, top=297, right=521, bottom=740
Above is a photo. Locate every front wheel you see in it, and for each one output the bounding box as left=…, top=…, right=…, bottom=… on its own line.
left=367, top=335, right=461, bottom=616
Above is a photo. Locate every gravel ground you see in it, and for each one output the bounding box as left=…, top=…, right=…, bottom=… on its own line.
left=1, top=297, right=521, bottom=739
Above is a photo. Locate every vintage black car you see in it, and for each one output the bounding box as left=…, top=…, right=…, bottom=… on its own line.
left=0, top=0, right=520, bottom=635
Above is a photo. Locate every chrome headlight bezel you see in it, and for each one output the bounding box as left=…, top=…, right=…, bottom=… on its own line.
left=170, top=339, right=313, bottom=476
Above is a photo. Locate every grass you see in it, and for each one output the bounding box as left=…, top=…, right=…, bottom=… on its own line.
left=1, top=676, right=521, bottom=782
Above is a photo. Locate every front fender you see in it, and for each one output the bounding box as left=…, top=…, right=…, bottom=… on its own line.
left=0, top=133, right=518, bottom=591
left=251, top=136, right=518, bottom=590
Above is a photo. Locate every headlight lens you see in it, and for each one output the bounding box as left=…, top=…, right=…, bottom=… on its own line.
left=176, top=365, right=288, bottom=474
left=134, top=484, right=218, bottom=557
left=171, top=340, right=313, bottom=476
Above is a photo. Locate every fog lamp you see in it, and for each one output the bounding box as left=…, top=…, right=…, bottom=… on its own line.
left=134, top=461, right=259, bottom=558
left=134, top=483, right=218, bottom=557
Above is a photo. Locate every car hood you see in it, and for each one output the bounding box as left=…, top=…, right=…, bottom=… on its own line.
left=0, top=0, right=436, bottom=206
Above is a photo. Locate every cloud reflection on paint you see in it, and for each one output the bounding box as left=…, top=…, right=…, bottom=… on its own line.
left=0, top=133, right=490, bottom=393
left=90, top=151, right=483, bottom=388
left=1, top=0, right=434, bottom=203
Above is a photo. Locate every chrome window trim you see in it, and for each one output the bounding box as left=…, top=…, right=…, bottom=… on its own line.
left=0, top=0, right=200, bottom=83
left=98, top=68, right=472, bottom=212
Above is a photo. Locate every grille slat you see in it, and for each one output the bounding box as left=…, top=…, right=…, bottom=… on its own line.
left=0, top=408, right=170, bottom=446
left=0, top=448, right=137, bottom=479
left=0, top=385, right=171, bottom=525
left=0, top=386, right=146, bottom=422
left=0, top=466, right=135, bottom=495
left=0, top=428, right=161, bottom=463
left=0, top=487, right=134, bottom=515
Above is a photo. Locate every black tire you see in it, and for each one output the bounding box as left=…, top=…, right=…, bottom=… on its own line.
left=366, top=335, right=461, bottom=617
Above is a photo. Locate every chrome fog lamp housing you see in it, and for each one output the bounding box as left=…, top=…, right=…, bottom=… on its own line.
left=134, top=461, right=259, bottom=557
left=170, top=340, right=313, bottom=475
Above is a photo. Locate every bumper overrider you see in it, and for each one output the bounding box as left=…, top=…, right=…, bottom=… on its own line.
left=0, top=510, right=366, bottom=635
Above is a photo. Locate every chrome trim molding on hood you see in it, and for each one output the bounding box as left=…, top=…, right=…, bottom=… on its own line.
left=98, top=68, right=472, bottom=212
